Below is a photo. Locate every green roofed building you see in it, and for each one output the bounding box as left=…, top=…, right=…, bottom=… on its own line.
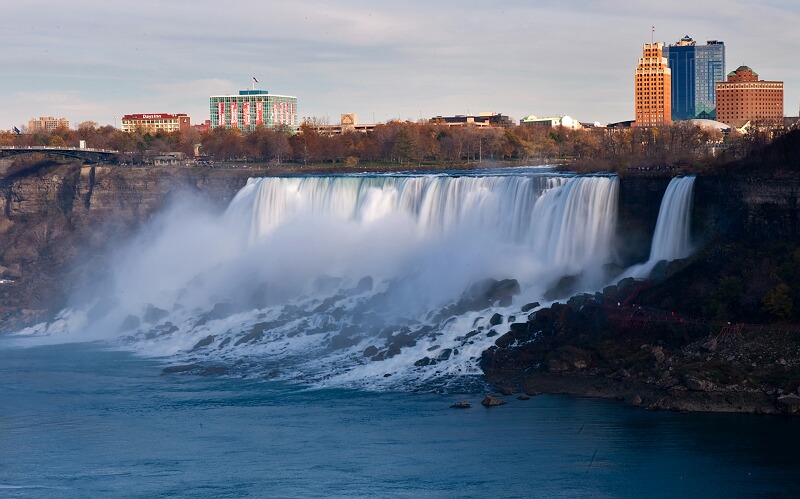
left=209, top=90, right=298, bottom=131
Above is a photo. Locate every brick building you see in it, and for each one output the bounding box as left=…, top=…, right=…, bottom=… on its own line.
left=715, top=66, right=784, bottom=127
left=634, top=42, right=672, bottom=126
left=28, top=116, right=70, bottom=132
left=121, top=113, right=191, bottom=133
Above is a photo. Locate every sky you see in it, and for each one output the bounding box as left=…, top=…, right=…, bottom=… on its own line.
left=2, top=0, right=799, bottom=129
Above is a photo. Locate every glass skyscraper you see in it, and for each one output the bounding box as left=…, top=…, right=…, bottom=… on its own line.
left=663, top=36, right=725, bottom=120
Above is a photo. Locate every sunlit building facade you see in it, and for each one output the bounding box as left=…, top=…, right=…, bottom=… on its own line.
left=634, top=42, right=672, bottom=126
left=663, top=36, right=725, bottom=120
left=209, top=90, right=298, bottom=131
left=715, top=66, right=784, bottom=127
left=28, top=116, right=70, bottom=132
left=120, top=114, right=191, bottom=133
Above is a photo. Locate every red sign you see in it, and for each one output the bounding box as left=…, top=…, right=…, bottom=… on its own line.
left=217, top=102, right=225, bottom=126
left=256, top=101, right=263, bottom=125
left=243, top=102, right=251, bottom=127
left=230, top=102, right=238, bottom=127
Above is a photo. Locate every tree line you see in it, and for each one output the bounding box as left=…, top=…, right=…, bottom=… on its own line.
left=0, top=119, right=787, bottom=172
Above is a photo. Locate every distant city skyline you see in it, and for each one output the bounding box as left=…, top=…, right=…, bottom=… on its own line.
left=2, top=0, right=799, bottom=129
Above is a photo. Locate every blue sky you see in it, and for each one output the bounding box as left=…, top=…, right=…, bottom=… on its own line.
left=2, top=0, right=799, bottom=129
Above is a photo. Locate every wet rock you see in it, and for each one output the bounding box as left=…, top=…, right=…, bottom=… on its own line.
left=162, top=364, right=199, bottom=374
left=489, top=313, right=503, bottom=326
left=464, top=331, right=478, bottom=340
left=517, top=394, right=531, bottom=400
left=199, top=366, right=228, bottom=376
left=191, top=335, right=215, bottom=351
left=450, top=400, right=471, bottom=409
left=486, top=329, right=498, bottom=338
left=481, top=395, right=506, bottom=407
left=330, top=330, right=361, bottom=350
left=626, top=394, right=643, bottom=406
left=520, top=302, right=540, bottom=313
left=119, top=314, right=140, bottom=332
left=207, top=302, right=234, bottom=320
left=352, top=276, right=373, bottom=295
left=498, top=386, right=514, bottom=396
left=415, top=357, right=435, bottom=367
left=144, top=304, right=169, bottom=324
left=509, top=322, right=529, bottom=333
left=313, top=294, right=345, bottom=313
left=363, top=345, right=379, bottom=357
left=437, top=349, right=453, bottom=361
left=218, top=337, right=231, bottom=349
left=234, top=328, right=265, bottom=346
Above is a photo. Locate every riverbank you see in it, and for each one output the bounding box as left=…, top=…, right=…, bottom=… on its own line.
left=481, top=260, right=800, bottom=415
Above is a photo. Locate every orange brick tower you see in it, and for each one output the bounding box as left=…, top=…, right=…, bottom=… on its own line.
left=635, top=42, right=672, bottom=126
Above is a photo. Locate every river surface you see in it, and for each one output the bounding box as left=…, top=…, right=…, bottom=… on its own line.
left=2, top=340, right=799, bottom=498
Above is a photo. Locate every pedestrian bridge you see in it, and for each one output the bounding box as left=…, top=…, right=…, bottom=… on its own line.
left=0, top=145, right=119, bottom=164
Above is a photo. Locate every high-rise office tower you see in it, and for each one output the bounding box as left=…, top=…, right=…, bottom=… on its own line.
left=634, top=42, right=672, bottom=126
left=663, top=36, right=725, bottom=120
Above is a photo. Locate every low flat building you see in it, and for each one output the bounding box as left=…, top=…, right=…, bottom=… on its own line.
left=430, top=113, right=513, bottom=127
left=307, top=114, right=377, bottom=135
left=520, top=115, right=582, bottom=129
left=121, top=113, right=191, bottom=133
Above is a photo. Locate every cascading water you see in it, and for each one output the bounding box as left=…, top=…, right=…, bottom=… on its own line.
left=25, top=170, right=621, bottom=391
left=626, top=175, right=696, bottom=278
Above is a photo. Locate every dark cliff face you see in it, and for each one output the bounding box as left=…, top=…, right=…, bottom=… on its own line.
left=616, top=175, right=800, bottom=263
left=615, top=177, right=670, bottom=265
left=2, top=166, right=799, bottom=331
left=0, top=163, right=254, bottom=329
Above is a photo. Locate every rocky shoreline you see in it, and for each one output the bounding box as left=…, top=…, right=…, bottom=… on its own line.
left=480, top=275, right=800, bottom=416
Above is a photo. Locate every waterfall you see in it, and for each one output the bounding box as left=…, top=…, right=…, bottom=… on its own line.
left=626, top=176, right=696, bottom=278
left=33, top=171, right=621, bottom=391
left=649, top=176, right=696, bottom=261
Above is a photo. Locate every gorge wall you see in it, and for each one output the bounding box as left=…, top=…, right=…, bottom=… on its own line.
left=1, top=163, right=798, bottom=331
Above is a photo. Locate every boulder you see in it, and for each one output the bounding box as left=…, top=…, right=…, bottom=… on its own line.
left=119, top=314, right=140, bottom=332
left=450, top=400, right=471, bottom=409
left=481, top=395, right=506, bottom=407
left=489, top=313, right=503, bottom=326
left=191, top=335, right=215, bottom=351
left=777, top=394, right=800, bottom=414
left=684, top=376, right=715, bottom=392
left=520, top=302, right=540, bottom=313
left=143, top=304, right=169, bottom=324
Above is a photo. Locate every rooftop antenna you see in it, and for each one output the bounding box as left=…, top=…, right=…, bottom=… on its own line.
left=651, top=26, right=655, bottom=44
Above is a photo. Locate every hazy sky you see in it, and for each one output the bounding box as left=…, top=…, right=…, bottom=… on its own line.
left=3, top=0, right=799, bottom=129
